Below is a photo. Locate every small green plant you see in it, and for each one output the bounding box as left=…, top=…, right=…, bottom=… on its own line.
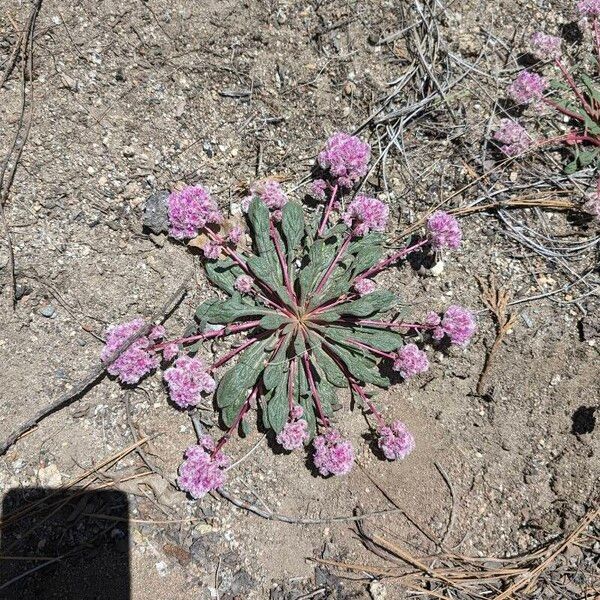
left=102, top=133, right=475, bottom=498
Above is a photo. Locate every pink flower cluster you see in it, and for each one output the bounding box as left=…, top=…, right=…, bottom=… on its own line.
left=507, top=70, right=547, bottom=105
left=584, top=180, right=600, bottom=219
left=310, top=179, right=328, bottom=200
left=276, top=405, right=309, bottom=450
left=178, top=436, right=230, bottom=498
left=426, top=211, right=462, bottom=250
left=168, top=185, right=222, bottom=240
left=234, top=274, right=254, bottom=293
left=227, top=226, right=243, bottom=245
left=202, top=241, right=222, bottom=260
left=101, top=319, right=164, bottom=384
left=428, top=305, right=476, bottom=346
left=393, top=344, right=429, bottom=379
left=493, top=119, right=532, bottom=156
left=243, top=180, right=288, bottom=220
left=354, top=278, right=376, bottom=296
left=578, top=0, right=600, bottom=17
left=343, top=195, right=389, bottom=235
left=378, top=420, right=415, bottom=461
left=163, top=355, right=216, bottom=409
left=530, top=32, right=562, bottom=60
left=313, top=429, right=354, bottom=476
left=318, top=133, right=370, bottom=189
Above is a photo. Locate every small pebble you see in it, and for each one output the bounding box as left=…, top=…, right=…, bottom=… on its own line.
left=39, top=305, right=56, bottom=318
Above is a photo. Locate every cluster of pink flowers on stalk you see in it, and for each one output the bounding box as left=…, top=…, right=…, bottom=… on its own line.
left=354, top=278, right=376, bottom=296
left=393, top=344, right=429, bottom=379
left=167, top=185, right=222, bottom=239
left=493, top=119, right=532, bottom=157
left=507, top=70, right=548, bottom=104
left=578, top=0, right=600, bottom=17
left=243, top=180, right=288, bottom=220
left=313, top=429, right=355, bottom=476
left=276, top=406, right=309, bottom=450
left=428, top=305, right=477, bottom=346
left=426, top=211, right=462, bottom=250
left=234, top=274, right=254, bottom=294
left=100, top=319, right=164, bottom=384
left=343, top=195, right=389, bottom=235
left=378, top=420, right=415, bottom=460
left=316, top=132, right=370, bottom=190
left=178, top=436, right=230, bottom=498
left=163, top=355, right=216, bottom=408
left=530, top=32, right=562, bottom=60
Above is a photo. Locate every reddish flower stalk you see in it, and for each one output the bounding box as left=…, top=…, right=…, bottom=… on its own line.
left=352, top=319, right=434, bottom=330
left=270, top=221, right=297, bottom=303
left=311, top=231, right=354, bottom=299
left=351, top=381, right=385, bottom=427
left=542, top=97, right=585, bottom=122
left=209, top=335, right=263, bottom=371
left=359, top=239, right=429, bottom=280
left=212, top=386, right=257, bottom=457
left=554, top=58, right=595, bottom=115
left=151, top=320, right=261, bottom=352
left=317, top=184, right=339, bottom=237
left=346, top=338, right=396, bottom=360
left=301, top=352, right=329, bottom=426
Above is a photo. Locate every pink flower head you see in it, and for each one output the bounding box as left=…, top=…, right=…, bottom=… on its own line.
left=584, top=180, right=600, bottom=219
left=227, top=225, right=243, bottom=245
left=178, top=436, right=230, bottom=499
left=276, top=406, right=309, bottom=450
left=578, top=0, right=600, bottom=17
left=162, top=343, right=179, bottom=361
left=164, top=355, right=216, bottom=408
left=378, top=420, right=415, bottom=460
left=393, top=344, right=429, bottom=379
left=433, top=305, right=476, bottom=346
left=354, top=278, right=376, bottom=296
left=310, top=179, right=328, bottom=200
left=101, top=318, right=162, bottom=384
left=426, top=211, right=462, bottom=250
left=493, top=119, right=532, bottom=156
left=202, top=241, right=222, bottom=260
left=507, top=70, right=547, bottom=104
left=313, top=429, right=354, bottom=476
left=245, top=180, right=288, bottom=213
left=530, top=32, right=562, bottom=60
left=234, top=274, right=254, bottom=294
left=167, top=185, right=223, bottom=240
left=343, top=195, right=389, bottom=235
left=318, top=133, right=370, bottom=189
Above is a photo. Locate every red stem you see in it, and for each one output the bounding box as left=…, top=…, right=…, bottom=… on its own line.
left=554, top=58, right=594, bottom=116
left=209, top=335, right=262, bottom=372
left=346, top=338, right=396, bottom=360
left=212, top=387, right=257, bottom=457
left=353, top=319, right=434, bottom=330
left=151, top=320, right=261, bottom=352
left=542, top=97, right=585, bottom=123
left=317, top=184, right=339, bottom=237
left=359, top=239, right=428, bottom=281
left=351, top=381, right=385, bottom=427
left=311, top=231, right=354, bottom=299
left=270, top=221, right=297, bottom=304
left=301, top=350, right=329, bottom=427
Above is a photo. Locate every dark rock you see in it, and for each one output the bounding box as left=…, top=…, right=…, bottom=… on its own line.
left=143, top=190, right=170, bottom=234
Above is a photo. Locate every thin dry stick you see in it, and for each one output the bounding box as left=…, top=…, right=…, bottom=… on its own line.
left=0, top=284, right=188, bottom=456
left=476, top=276, right=518, bottom=396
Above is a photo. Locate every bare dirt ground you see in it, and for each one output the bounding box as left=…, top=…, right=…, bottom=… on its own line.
left=0, top=1, right=599, bottom=599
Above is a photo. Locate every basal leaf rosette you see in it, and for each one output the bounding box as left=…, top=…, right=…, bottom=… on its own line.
left=101, top=133, right=476, bottom=499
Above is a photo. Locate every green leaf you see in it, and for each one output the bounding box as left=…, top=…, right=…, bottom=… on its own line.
left=315, top=376, right=337, bottom=416
left=299, top=396, right=316, bottom=440
left=348, top=232, right=384, bottom=255
left=580, top=74, right=600, bottom=104
left=259, top=313, right=289, bottom=330
left=204, top=294, right=273, bottom=324
left=313, top=344, right=347, bottom=387
left=247, top=254, right=282, bottom=290
left=327, top=343, right=390, bottom=387
left=281, top=202, right=305, bottom=258
left=298, top=238, right=339, bottom=302
left=195, top=298, right=221, bottom=323
left=336, top=290, right=397, bottom=318
left=205, top=258, right=243, bottom=294
left=247, top=197, right=271, bottom=255
left=331, top=324, right=404, bottom=352
left=267, top=382, right=289, bottom=433
left=351, top=244, right=383, bottom=275
left=263, top=338, right=290, bottom=390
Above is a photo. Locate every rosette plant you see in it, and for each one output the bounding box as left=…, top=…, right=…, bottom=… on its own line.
left=102, top=133, right=475, bottom=499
